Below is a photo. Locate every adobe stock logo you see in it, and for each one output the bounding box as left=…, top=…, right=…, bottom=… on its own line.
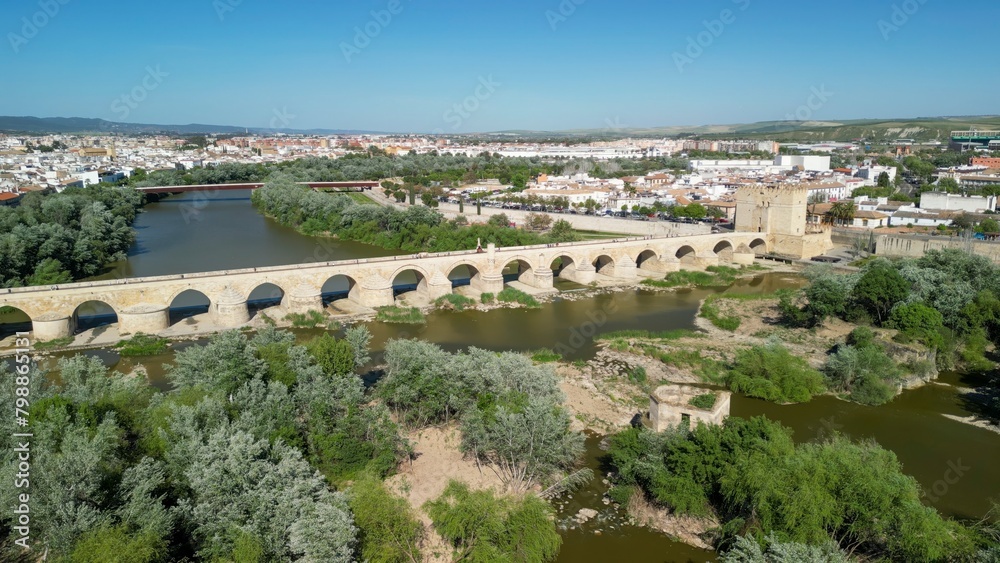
left=878, top=0, right=929, bottom=41
left=340, top=0, right=408, bottom=64
left=110, top=66, right=169, bottom=120
left=785, top=85, right=834, bottom=121
left=672, top=0, right=750, bottom=73
left=8, top=0, right=72, bottom=54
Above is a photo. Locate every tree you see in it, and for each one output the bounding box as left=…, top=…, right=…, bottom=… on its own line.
left=424, top=481, right=561, bottom=563
left=938, top=177, right=961, bottom=193
left=977, top=217, right=1000, bottom=234
left=727, top=342, right=826, bottom=403
left=348, top=476, right=423, bottom=563
left=305, top=333, right=356, bottom=377
left=877, top=171, right=891, bottom=188
left=524, top=212, right=553, bottom=232
left=853, top=261, right=910, bottom=325
left=829, top=201, right=856, bottom=226
left=488, top=213, right=511, bottom=228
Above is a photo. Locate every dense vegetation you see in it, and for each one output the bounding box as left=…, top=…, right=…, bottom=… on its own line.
left=780, top=251, right=1000, bottom=412
left=379, top=340, right=583, bottom=492
left=252, top=175, right=579, bottom=253
left=0, top=327, right=574, bottom=561
left=0, top=185, right=143, bottom=287
left=608, top=416, right=996, bottom=560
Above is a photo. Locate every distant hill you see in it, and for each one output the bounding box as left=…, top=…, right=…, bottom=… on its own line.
left=0, top=116, right=385, bottom=136
left=3, top=114, right=999, bottom=143
left=493, top=116, right=1000, bottom=142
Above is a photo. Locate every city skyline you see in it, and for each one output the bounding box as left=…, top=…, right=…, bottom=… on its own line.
left=3, top=0, right=998, bottom=133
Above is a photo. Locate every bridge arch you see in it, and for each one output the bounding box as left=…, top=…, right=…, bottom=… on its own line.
left=390, top=266, right=431, bottom=300
left=446, top=261, right=484, bottom=289
left=0, top=306, right=32, bottom=340
left=635, top=249, right=660, bottom=271
left=247, top=283, right=286, bottom=316
left=73, top=300, right=119, bottom=333
left=168, top=289, right=212, bottom=326
left=322, top=274, right=361, bottom=304
left=549, top=254, right=578, bottom=278
left=749, top=238, right=768, bottom=255
left=713, top=240, right=735, bottom=263
left=592, top=254, right=616, bottom=276
left=675, top=245, right=698, bottom=265
left=501, top=256, right=535, bottom=285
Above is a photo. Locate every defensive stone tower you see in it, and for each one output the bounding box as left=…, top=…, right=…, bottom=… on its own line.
left=735, top=184, right=832, bottom=259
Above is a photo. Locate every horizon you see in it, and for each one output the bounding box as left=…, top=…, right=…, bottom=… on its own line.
left=3, top=1, right=999, bottom=133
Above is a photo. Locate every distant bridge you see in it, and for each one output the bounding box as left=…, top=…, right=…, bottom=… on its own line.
left=136, top=181, right=379, bottom=194
left=0, top=234, right=769, bottom=341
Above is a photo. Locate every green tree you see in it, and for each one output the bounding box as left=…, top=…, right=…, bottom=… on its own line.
left=853, top=261, right=910, bottom=325
left=348, top=476, right=423, bottom=563
left=424, top=481, right=561, bottom=563
left=977, top=217, right=1000, bottom=233
left=727, top=342, right=826, bottom=403
left=306, top=333, right=356, bottom=377
left=890, top=302, right=945, bottom=348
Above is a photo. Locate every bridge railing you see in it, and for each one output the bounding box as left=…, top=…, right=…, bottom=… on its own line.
left=0, top=232, right=737, bottom=296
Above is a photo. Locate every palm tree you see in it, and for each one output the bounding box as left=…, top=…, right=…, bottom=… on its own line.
left=829, top=201, right=856, bottom=226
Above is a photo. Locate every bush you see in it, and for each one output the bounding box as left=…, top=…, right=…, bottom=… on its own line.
left=116, top=333, right=169, bottom=356
left=530, top=349, right=562, bottom=363
left=480, top=292, right=495, bottom=304
left=643, top=270, right=716, bottom=288
left=628, top=365, right=647, bottom=384
left=727, top=343, right=825, bottom=403
left=689, top=393, right=717, bottom=410
left=434, top=294, right=476, bottom=311
left=824, top=343, right=901, bottom=406
left=348, top=476, right=423, bottom=563
left=846, top=326, right=877, bottom=349
left=497, top=287, right=540, bottom=308
left=853, top=261, right=910, bottom=325
left=889, top=302, right=944, bottom=349
left=701, top=297, right=741, bottom=331
left=376, top=306, right=426, bottom=324
left=425, top=481, right=561, bottom=563
left=284, top=310, right=326, bottom=327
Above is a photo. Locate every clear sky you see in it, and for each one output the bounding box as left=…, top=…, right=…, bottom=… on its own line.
left=2, top=0, right=997, bottom=133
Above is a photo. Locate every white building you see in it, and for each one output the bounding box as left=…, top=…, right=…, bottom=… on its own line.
left=858, top=165, right=897, bottom=185
left=920, top=191, right=997, bottom=213
left=774, top=155, right=831, bottom=172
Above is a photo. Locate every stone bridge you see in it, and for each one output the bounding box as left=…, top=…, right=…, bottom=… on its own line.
left=0, top=233, right=769, bottom=341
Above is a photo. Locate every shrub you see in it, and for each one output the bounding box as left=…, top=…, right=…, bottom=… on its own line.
left=434, top=294, right=476, bottom=311
left=628, top=365, right=647, bottom=384
left=727, top=343, right=825, bottom=403
left=376, top=306, right=426, bottom=324
left=348, top=476, right=424, bottom=563
left=889, top=302, right=944, bottom=349
left=117, top=333, right=169, bottom=356
left=701, top=297, right=741, bottom=331
left=425, top=481, right=561, bottom=563
left=689, top=393, right=717, bottom=410
left=497, top=287, right=540, bottom=308
left=284, top=310, right=326, bottom=327
left=531, top=349, right=562, bottom=363
left=480, top=292, right=495, bottom=304
left=824, top=343, right=901, bottom=406
left=853, top=261, right=910, bottom=325
left=846, top=326, right=877, bottom=349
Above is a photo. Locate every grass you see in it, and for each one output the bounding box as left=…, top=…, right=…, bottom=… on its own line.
left=284, top=310, right=327, bottom=327
left=117, top=333, right=169, bottom=356
left=375, top=306, right=426, bottom=324
left=689, top=392, right=718, bottom=410
left=645, top=345, right=727, bottom=383
left=497, top=287, right=541, bottom=308
left=344, top=191, right=377, bottom=205
left=700, top=296, right=742, bottom=331
left=530, top=348, right=562, bottom=363
left=627, top=365, right=648, bottom=384
left=434, top=294, right=476, bottom=311
left=34, top=336, right=75, bottom=350
left=480, top=292, right=495, bottom=304
left=641, top=265, right=762, bottom=289
left=597, top=329, right=702, bottom=341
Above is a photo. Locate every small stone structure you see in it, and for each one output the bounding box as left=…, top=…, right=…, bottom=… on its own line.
left=649, top=385, right=731, bottom=431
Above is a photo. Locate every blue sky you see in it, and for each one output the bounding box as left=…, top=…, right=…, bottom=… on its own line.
left=1, top=0, right=997, bottom=132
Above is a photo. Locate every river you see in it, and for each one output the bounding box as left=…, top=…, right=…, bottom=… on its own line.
left=11, top=191, right=1000, bottom=561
